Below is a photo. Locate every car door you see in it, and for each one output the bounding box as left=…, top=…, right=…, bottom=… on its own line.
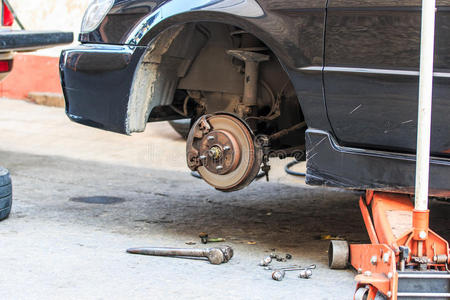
left=324, top=0, right=450, bottom=157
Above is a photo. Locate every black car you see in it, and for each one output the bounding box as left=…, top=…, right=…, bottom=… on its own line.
left=60, top=0, right=450, bottom=195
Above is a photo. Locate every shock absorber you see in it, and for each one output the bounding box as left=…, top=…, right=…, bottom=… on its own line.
left=226, top=49, right=269, bottom=115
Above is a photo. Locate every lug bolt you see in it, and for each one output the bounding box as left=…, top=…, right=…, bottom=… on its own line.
left=207, top=136, right=215, bottom=141
left=259, top=256, right=272, bottom=266
left=298, top=269, right=313, bottom=279
left=223, top=146, right=231, bottom=151
left=272, top=270, right=286, bottom=281
left=216, top=165, right=223, bottom=171
left=370, top=255, right=378, bottom=265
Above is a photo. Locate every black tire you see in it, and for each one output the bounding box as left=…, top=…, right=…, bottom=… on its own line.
left=0, top=167, right=12, bottom=221
left=169, top=119, right=191, bottom=139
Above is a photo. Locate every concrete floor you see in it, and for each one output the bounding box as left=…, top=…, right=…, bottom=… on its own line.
left=0, top=99, right=448, bottom=299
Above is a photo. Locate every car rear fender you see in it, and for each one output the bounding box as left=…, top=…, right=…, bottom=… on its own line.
left=126, top=23, right=208, bottom=133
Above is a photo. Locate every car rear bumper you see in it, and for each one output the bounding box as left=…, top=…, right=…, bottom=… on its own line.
left=60, top=44, right=147, bottom=134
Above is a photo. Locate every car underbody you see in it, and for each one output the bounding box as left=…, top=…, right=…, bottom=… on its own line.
left=142, top=23, right=306, bottom=191
left=65, top=22, right=308, bottom=192
left=60, top=1, right=450, bottom=196
left=129, top=22, right=305, bottom=150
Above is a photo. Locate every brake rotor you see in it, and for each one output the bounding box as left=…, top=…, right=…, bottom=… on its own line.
left=186, top=114, right=263, bottom=192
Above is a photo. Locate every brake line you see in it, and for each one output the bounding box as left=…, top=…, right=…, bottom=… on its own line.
left=284, top=160, right=306, bottom=177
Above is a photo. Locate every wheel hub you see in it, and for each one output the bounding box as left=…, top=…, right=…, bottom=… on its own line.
left=186, top=114, right=262, bottom=192
left=198, top=130, right=240, bottom=175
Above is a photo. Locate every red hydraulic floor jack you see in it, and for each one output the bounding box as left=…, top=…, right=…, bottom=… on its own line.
left=329, top=191, right=450, bottom=299
left=329, top=1, right=449, bottom=299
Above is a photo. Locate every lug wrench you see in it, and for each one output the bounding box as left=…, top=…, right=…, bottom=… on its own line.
left=271, top=264, right=316, bottom=281
left=127, top=246, right=234, bottom=265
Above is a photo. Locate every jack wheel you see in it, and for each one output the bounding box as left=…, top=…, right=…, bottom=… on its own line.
left=328, top=240, right=349, bottom=269
left=354, top=287, right=369, bottom=300
left=354, top=287, right=386, bottom=300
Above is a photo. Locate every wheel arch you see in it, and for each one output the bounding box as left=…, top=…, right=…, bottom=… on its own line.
left=126, top=9, right=300, bottom=134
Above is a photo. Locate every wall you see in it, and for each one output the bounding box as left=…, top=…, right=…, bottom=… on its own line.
left=0, top=0, right=91, bottom=99
left=10, top=0, right=90, bottom=56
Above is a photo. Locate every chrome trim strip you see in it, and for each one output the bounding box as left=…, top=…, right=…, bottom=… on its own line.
left=299, top=66, right=450, bottom=78
left=397, top=292, right=450, bottom=298
left=398, top=273, right=450, bottom=279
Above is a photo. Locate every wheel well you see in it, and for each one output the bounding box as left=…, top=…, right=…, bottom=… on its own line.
left=127, top=22, right=305, bottom=151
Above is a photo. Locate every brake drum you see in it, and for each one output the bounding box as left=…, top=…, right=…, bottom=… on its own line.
left=186, top=114, right=262, bottom=192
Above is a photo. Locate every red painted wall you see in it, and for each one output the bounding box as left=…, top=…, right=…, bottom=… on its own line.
left=0, top=54, right=62, bottom=99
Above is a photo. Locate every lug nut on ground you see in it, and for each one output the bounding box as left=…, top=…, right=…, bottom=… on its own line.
left=298, top=268, right=313, bottom=279
left=259, top=256, right=272, bottom=266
